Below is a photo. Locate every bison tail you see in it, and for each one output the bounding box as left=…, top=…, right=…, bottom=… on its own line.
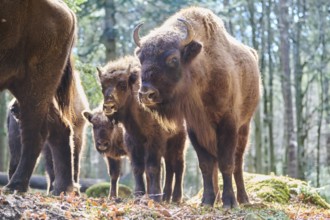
left=55, top=57, right=76, bottom=123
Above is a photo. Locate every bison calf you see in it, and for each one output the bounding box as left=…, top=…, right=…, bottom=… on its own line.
left=83, top=109, right=127, bottom=198
left=99, top=56, right=187, bottom=203
left=135, top=7, right=261, bottom=208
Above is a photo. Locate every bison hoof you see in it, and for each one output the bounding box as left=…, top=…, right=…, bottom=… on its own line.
left=222, top=196, right=238, bottom=209
left=162, top=193, right=171, bottom=203
left=2, top=181, right=29, bottom=194
left=52, top=184, right=80, bottom=196
left=149, top=194, right=162, bottom=203
left=172, top=196, right=182, bottom=204
left=201, top=196, right=215, bottom=207
left=237, top=191, right=250, bottom=204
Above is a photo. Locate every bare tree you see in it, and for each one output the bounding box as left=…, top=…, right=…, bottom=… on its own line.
left=278, top=0, right=297, bottom=178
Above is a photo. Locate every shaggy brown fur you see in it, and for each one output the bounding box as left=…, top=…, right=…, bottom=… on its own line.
left=99, top=56, right=187, bottom=203
left=0, top=0, right=77, bottom=194
left=7, top=71, right=88, bottom=195
left=135, top=7, right=261, bottom=208
left=83, top=109, right=127, bottom=198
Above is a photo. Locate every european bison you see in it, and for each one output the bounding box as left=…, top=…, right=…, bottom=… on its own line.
left=99, top=56, right=187, bottom=203
left=83, top=109, right=127, bottom=198
left=134, top=7, right=261, bottom=208
left=7, top=71, right=88, bottom=195
left=0, top=0, right=77, bottom=193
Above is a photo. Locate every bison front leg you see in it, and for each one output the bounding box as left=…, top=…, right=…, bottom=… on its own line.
left=72, top=122, right=85, bottom=184
left=164, top=131, right=186, bottom=203
left=145, top=147, right=162, bottom=202
left=43, top=143, right=55, bottom=194
left=7, top=113, right=22, bottom=180
left=217, top=115, right=239, bottom=209
left=188, top=130, right=217, bottom=206
left=128, top=141, right=146, bottom=197
left=4, top=102, right=48, bottom=193
left=163, top=154, right=174, bottom=203
left=234, top=123, right=250, bottom=204
left=106, top=157, right=121, bottom=198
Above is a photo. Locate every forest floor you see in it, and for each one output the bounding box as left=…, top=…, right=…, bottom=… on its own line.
left=0, top=173, right=329, bottom=220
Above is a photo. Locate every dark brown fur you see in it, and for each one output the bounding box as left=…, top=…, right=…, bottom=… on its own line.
left=0, top=0, right=77, bottom=194
left=83, top=109, right=126, bottom=198
left=99, top=56, right=187, bottom=203
left=7, top=71, right=88, bottom=195
left=136, top=7, right=261, bottom=208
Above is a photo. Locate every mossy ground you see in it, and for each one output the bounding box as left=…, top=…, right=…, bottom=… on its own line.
left=85, top=182, right=132, bottom=198
left=193, top=172, right=330, bottom=219
left=1, top=173, right=329, bottom=219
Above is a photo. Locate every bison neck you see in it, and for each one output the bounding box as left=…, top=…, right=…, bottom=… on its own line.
left=117, top=97, right=148, bottom=143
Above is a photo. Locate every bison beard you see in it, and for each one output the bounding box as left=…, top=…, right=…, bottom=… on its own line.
left=0, top=1, right=77, bottom=194
left=83, top=109, right=127, bottom=198
left=135, top=7, right=261, bottom=208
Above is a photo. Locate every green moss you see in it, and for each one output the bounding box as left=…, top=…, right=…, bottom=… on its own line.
left=85, top=182, right=132, bottom=198
left=193, top=173, right=330, bottom=209
left=247, top=178, right=290, bottom=204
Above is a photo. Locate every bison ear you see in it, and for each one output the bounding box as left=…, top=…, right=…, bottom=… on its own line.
left=181, top=40, right=202, bottom=64
left=82, top=111, right=93, bottom=123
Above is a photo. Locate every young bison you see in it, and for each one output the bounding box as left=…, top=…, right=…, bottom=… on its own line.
left=83, top=109, right=127, bottom=198
left=7, top=71, right=88, bottom=195
left=135, top=7, right=261, bottom=208
left=99, top=56, right=187, bottom=203
left=0, top=0, right=77, bottom=194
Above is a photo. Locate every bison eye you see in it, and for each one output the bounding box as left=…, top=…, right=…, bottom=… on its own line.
left=166, top=56, right=179, bottom=68
left=117, top=81, right=127, bottom=90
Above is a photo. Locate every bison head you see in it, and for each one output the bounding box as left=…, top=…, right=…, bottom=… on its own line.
left=97, top=57, right=140, bottom=118
left=83, top=110, right=116, bottom=154
left=135, top=19, right=202, bottom=116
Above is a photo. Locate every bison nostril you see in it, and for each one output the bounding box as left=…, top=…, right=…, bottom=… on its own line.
left=97, top=140, right=109, bottom=147
left=147, top=91, right=156, bottom=100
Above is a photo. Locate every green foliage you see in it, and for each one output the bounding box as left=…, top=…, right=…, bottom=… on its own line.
left=85, top=182, right=132, bottom=198
left=63, top=0, right=87, bottom=12
left=75, top=59, right=103, bottom=109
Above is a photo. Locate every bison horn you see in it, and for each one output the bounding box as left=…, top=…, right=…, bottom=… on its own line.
left=177, top=18, right=194, bottom=47
left=133, top=23, right=143, bottom=47
left=96, top=67, right=103, bottom=78
left=126, top=64, right=131, bottom=74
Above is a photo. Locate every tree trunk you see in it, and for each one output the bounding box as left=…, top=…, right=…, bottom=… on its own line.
left=101, top=0, right=117, bottom=61
left=278, top=0, right=297, bottom=178
left=266, top=0, right=275, bottom=173
left=293, top=0, right=307, bottom=180
left=0, top=92, right=8, bottom=172
left=246, top=0, right=263, bottom=174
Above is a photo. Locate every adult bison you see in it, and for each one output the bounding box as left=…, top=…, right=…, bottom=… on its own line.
left=83, top=109, right=127, bottom=198
left=0, top=0, right=77, bottom=194
left=135, top=7, right=261, bottom=208
left=7, top=71, right=88, bottom=194
left=99, top=56, right=187, bottom=203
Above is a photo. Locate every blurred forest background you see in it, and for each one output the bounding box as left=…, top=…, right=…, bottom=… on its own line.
left=0, top=0, right=330, bottom=197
